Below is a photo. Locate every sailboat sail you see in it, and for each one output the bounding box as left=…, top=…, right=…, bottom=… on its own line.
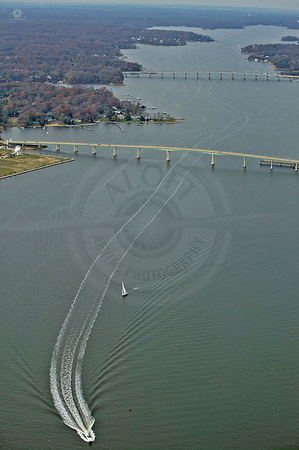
left=122, top=282, right=128, bottom=297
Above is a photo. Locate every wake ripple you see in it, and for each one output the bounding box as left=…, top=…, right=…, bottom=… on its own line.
left=50, top=78, right=248, bottom=439
left=49, top=150, right=200, bottom=442
left=50, top=76, right=249, bottom=442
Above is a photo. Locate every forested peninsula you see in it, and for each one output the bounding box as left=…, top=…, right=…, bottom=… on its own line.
left=0, top=83, right=133, bottom=128
left=241, top=43, right=299, bottom=76
left=0, top=20, right=213, bottom=130
left=0, top=5, right=298, bottom=130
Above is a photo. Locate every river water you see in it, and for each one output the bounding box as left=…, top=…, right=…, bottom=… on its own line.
left=1, top=26, right=298, bottom=449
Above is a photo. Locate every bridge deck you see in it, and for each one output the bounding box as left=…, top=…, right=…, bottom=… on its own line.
left=7, top=140, right=299, bottom=166
left=124, top=70, right=298, bottom=80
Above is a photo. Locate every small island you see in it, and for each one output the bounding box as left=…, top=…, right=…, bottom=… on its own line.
left=281, top=36, right=299, bottom=42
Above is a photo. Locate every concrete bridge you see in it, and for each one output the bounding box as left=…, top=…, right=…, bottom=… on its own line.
left=124, top=70, right=298, bottom=82
left=7, top=140, right=299, bottom=171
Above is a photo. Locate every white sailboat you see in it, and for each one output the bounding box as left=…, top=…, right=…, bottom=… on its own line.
left=121, top=281, right=128, bottom=297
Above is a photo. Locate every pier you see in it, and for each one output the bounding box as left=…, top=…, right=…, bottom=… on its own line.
left=6, top=140, right=299, bottom=172
left=123, top=70, right=298, bottom=82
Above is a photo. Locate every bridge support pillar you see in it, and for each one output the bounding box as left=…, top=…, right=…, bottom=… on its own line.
left=278, top=76, right=280, bottom=81
left=74, top=145, right=78, bottom=153
left=92, top=146, right=96, bottom=155
left=244, top=73, right=246, bottom=80
left=173, top=72, right=175, bottom=79
left=270, top=160, right=273, bottom=170
left=149, top=73, right=151, bottom=78
left=295, top=163, right=298, bottom=172
left=266, top=73, right=269, bottom=81
left=161, top=73, right=163, bottom=78
left=185, top=72, right=187, bottom=79
left=166, top=150, right=170, bottom=162
left=209, top=72, right=211, bottom=80
left=197, top=72, right=199, bottom=79
left=113, top=146, right=117, bottom=157
left=211, top=154, right=215, bottom=166
left=56, top=144, right=60, bottom=152
left=220, top=73, right=222, bottom=80
left=38, top=144, right=42, bottom=151
left=255, top=74, right=258, bottom=81
left=243, top=157, right=246, bottom=169
left=232, top=73, right=234, bottom=80
left=137, top=147, right=141, bottom=159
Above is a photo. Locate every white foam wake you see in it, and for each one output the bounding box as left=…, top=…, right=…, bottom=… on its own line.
left=49, top=150, right=197, bottom=442
left=49, top=83, right=248, bottom=441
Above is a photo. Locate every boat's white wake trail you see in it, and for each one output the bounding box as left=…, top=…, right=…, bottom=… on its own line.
left=50, top=74, right=250, bottom=443
left=193, top=78, right=249, bottom=150
left=50, top=149, right=201, bottom=442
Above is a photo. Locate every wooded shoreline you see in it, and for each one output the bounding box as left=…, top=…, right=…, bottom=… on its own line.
left=1, top=5, right=298, bottom=131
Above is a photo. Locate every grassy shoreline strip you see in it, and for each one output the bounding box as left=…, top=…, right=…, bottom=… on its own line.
left=0, top=156, right=74, bottom=180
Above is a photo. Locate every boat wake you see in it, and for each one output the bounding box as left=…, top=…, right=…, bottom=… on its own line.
left=49, top=79, right=248, bottom=441
left=50, top=148, right=202, bottom=442
left=49, top=89, right=244, bottom=440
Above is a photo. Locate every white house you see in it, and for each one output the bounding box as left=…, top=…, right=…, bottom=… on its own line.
left=12, top=145, right=22, bottom=156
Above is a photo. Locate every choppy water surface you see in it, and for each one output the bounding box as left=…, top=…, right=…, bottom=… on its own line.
left=1, top=26, right=298, bottom=449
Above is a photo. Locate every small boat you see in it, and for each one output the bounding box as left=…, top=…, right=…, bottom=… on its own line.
left=121, top=281, right=128, bottom=297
